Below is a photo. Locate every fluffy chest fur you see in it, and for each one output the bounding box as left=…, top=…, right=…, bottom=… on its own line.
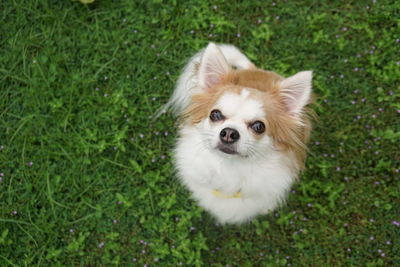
left=175, top=125, right=294, bottom=224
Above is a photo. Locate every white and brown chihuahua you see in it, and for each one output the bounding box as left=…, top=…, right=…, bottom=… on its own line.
left=164, top=43, right=313, bottom=224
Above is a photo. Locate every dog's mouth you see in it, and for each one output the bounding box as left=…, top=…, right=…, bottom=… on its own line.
left=217, top=145, right=238, bottom=155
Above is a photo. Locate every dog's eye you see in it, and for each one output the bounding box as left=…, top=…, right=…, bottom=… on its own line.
left=250, top=121, right=265, bottom=134
left=210, top=109, right=224, bottom=122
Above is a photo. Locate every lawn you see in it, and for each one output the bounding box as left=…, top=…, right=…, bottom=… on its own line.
left=0, top=0, right=399, bottom=266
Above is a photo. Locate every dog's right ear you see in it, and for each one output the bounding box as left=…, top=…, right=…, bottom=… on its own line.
left=198, top=43, right=230, bottom=91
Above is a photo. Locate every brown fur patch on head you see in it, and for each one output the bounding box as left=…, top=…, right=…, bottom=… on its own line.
left=183, top=68, right=313, bottom=171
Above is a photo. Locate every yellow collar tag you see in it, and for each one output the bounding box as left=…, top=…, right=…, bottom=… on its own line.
left=212, top=189, right=242, bottom=199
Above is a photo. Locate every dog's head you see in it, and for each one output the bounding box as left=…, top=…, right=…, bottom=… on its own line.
left=184, top=43, right=313, bottom=169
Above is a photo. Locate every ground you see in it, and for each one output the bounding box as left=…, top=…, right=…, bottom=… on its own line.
left=0, top=0, right=399, bottom=266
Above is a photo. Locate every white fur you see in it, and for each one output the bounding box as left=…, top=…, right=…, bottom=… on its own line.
left=170, top=43, right=298, bottom=224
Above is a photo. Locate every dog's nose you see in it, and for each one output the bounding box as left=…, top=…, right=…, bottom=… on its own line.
left=220, top=128, right=240, bottom=144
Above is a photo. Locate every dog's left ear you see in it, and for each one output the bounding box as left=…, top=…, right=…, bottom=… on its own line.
left=198, top=43, right=230, bottom=91
left=280, top=71, right=313, bottom=115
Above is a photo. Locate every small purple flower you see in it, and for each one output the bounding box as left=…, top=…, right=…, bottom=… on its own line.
left=141, top=250, right=146, bottom=254
left=378, top=108, right=384, bottom=112
left=98, top=242, right=105, bottom=248
left=341, top=27, right=348, bottom=31
left=351, top=100, right=356, bottom=104
left=307, top=203, right=313, bottom=207
left=11, top=210, right=17, bottom=215
left=237, top=33, right=241, bottom=38
left=392, top=220, right=400, bottom=226
left=371, top=114, right=377, bottom=118
left=0, top=173, right=3, bottom=177
left=117, top=201, right=123, bottom=205
left=103, top=93, right=108, bottom=97
left=336, top=166, right=341, bottom=171
left=132, top=258, right=137, bottom=262
left=69, top=228, right=75, bottom=233
left=112, top=219, right=118, bottom=224
left=347, top=248, right=351, bottom=252
left=315, top=141, right=320, bottom=145
left=381, top=253, right=385, bottom=257
left=161, top=155, right=166, bottom=160
left=386, top=240, right=392, bottom=245
left=190, top=226, right=196, bottom=231
left=361, top=98, right=366, bottom=102
left=164, top=131, right=169, bottom=136
left=27, top=161, right=33, bottom=167
left=95, top=87, right=100, bottom=91
left=139, top=133, right=144, bottom=138
left=369, top=236, right=375, bottom=240
left=343, top=223, right=348, bottom=227
left=0, top=145, right=4, bottom=150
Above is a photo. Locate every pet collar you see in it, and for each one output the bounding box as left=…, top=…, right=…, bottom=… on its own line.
left=212, top=189, right=242, bottom=199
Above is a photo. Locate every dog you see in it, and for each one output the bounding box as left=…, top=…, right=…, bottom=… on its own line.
left=165, top=43, right=313, bottom=224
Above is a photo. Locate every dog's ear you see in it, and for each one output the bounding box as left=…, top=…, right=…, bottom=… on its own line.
left=280, top=71, right=313, bottom=115
left=198, top=43, right=230, bottom=91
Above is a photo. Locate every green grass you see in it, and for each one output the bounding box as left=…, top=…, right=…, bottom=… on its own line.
left=1, top=0, right=399, bottom=266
